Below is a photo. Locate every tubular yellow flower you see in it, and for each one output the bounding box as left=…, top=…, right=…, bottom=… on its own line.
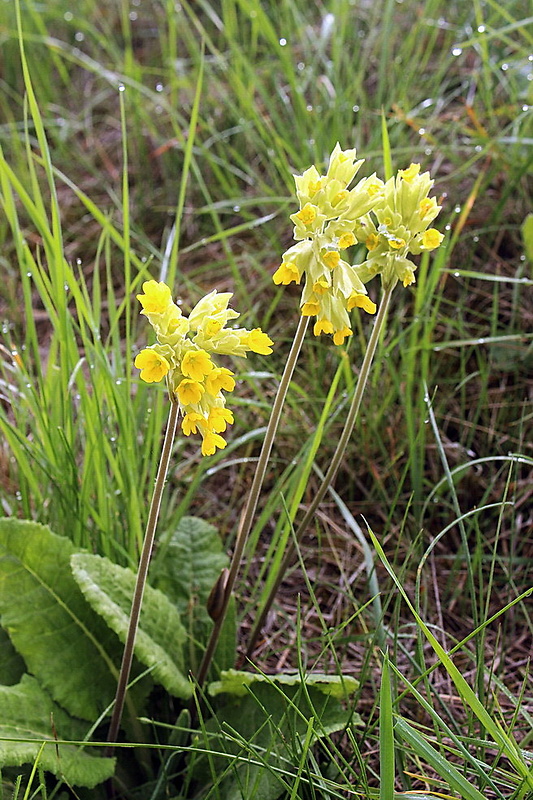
left=182, top=412, right=207, bottom=436
left=323, top=250, right=341, bottom=270
left=421, top=228, right=445, bottom=250
left=181, top=349, right=214, bottom=381
left=205, top=368, right=236, bottom=396
left=295, top=203, right=318, bottom=226
left=333, top=326, right=352, bottom=346
left=246, top=329, right=274, bottom=355
left=347, top=293, right=377, bottom=314
left=273, top=262, right=301, bottom=285
left=398, top=163, right=421, bottom=183
left=134, top=349, right=170, bottom=383
left=201, top=431, right=227, bottom=456
left=176, top=379, right=204, bottom=406
left=338, top=231, right=356, bottom=249
left=301, top=300, right=320, bottom=316
left=207, top=407, right=234, bottom=433
left=136, top=280, right=172, bottom=314
left=313, top=319, right=334, bottom=336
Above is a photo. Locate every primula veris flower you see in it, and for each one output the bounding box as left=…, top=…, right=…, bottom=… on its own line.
left=176, top=379, right=205, bottom=406
left=181, top=348, right=214, bottom=381
left=134, top=349, right=170, bottom=382
left=275, top=143, right=380, bottom=347
left=201, top=431, right=227, bottom=457
left=134, top=280, right=273, bottom=455
left=205, top=367, right=236, bottom=396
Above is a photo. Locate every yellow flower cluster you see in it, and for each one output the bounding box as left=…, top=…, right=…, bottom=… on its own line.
left=134, top=281, right=273, bottom=456
left=353, top=162, right=444, bottom=288
left=274, top=146, right=444, bottom=344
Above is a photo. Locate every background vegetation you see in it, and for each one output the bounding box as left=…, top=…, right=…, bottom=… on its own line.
left=0, top=0, right=531, bottom=797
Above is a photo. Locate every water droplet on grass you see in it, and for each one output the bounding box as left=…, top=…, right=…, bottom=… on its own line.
left=451, top=46, right=462, bottom=56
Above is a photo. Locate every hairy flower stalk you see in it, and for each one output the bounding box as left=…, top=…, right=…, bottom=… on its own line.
left=244, top=154, right=445, bottom=658
left=107, top=282, right=273, bottom=746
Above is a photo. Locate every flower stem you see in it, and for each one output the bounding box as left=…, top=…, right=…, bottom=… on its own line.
left=195, top=315, right=309, bottom=688
left=244, top=281, right=396, bottom=659
left=106, top=399, right=180, bottom=753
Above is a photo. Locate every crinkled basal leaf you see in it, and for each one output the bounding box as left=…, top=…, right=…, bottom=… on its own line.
left=194, top=679, right=361, bottom=800
left=209, top=668, right=359, bottom=699
left=0, top=518, right=125, bottom=720
left=152, top=516, right=235, bottom=673
left=71, top=553, right=191, bottom=699
left=0, top=675, right=114, bottom=788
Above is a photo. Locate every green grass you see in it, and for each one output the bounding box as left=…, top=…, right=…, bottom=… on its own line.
left=0, top=0, right=532, bottom=797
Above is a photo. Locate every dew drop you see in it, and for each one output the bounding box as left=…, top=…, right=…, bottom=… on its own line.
left=118, top=83, right=126, bottom=92
left=279, top=37, right=287, bottom=46
left=477, top=24, right=485, bottom=33
left=418, top=127, right=425, bottom=135
left=501, top=63, right=509, bottom=71
left=453, top=271, right=460, bottom=277
left=451, top=46, right=462, bottom=56
left=473, top=235, right=479, bottom=242
left=15, top=491, right=22, bottom=501
left=454, top=205, right=461, bottom=213
left=129, top=11, right=138, bottom=20
left=74, top=31, right=85, bottom=42
left=156, top=83, right=164, bottom=92
left=64, top=11, right=73, bottom=20
left=297, top=61, right=305, bottom=71
left=233, top=205, right=241, bottom=212
left=352, top=104, right=360, bottom=112
left=306, top=104, right=313, bottom=112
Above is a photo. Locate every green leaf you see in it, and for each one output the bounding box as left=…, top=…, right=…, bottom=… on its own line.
left=0, top=675, right=114, bottom=788
left=152, top=516, right=235, bottom=673
left=522, top=212, right=533, bottom=266
left=194, top=678, right=360, bottom=800
left=0, top=626, right=25, bottom=686
left=0, top=518, right=124, bottom=720
left=71, top=553, right=191, bottom=699
left=209, top=668, right=359, bottom=699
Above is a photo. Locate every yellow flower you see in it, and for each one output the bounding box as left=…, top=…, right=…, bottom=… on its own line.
left=181, top=349, right=214, bottom=381
left=134, top=349, right=170, bottom=383
left=176, top=379, right=204, bottom=406
left=389, top=236, right=406, bottom=250
left=338, top=231, right=356, bottom=249
left=136, top=280, right=172, bottom=314
left=313, top=279, right=330, bottom=296
left=365, top=233, right=379, bottom=251
left=419, top=197, right=437, bottom=218
left=182, top=412, right=207, bottom=436
left=201, top=431, right=227, bottom=456
left=273, top=262, right=301, bottom=285
left=295, top=203, right=318, bottom=226
left=347, top=293, right=377, bottom=314
left=398, top=163, right=421, bottom=184
left=313, top=319, right=334, bottom=336
left=206, top=368, right=236, bottom=396
left=421, top=228, right=444, bottom=250
left=333, top=326, right=352, bottom=346
left=301, top=300, right=320, bottom=316
left=207, top=407, right=234, bottom=433
left=246, top=329, right=274, bottom=355
left=323, top=250, right=340, bottom=269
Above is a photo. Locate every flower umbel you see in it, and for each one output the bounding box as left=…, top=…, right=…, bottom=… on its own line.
left=134, top=280, right=273, bottom=455
left=275, top=147, right=444, bottom=341
left=275, top=143, right=382, bottom=346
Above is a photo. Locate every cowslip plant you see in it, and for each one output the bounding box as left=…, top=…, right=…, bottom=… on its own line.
left=244, top=151, right=445, bottom=657
left=107, top=283, right=273, bottom=747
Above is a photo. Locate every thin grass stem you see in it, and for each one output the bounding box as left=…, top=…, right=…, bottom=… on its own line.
left=244, top=281, right=396, bottom=660
left=194, top=314, right=309, bottom=688
left=106, top=398, right=180, bottom=751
